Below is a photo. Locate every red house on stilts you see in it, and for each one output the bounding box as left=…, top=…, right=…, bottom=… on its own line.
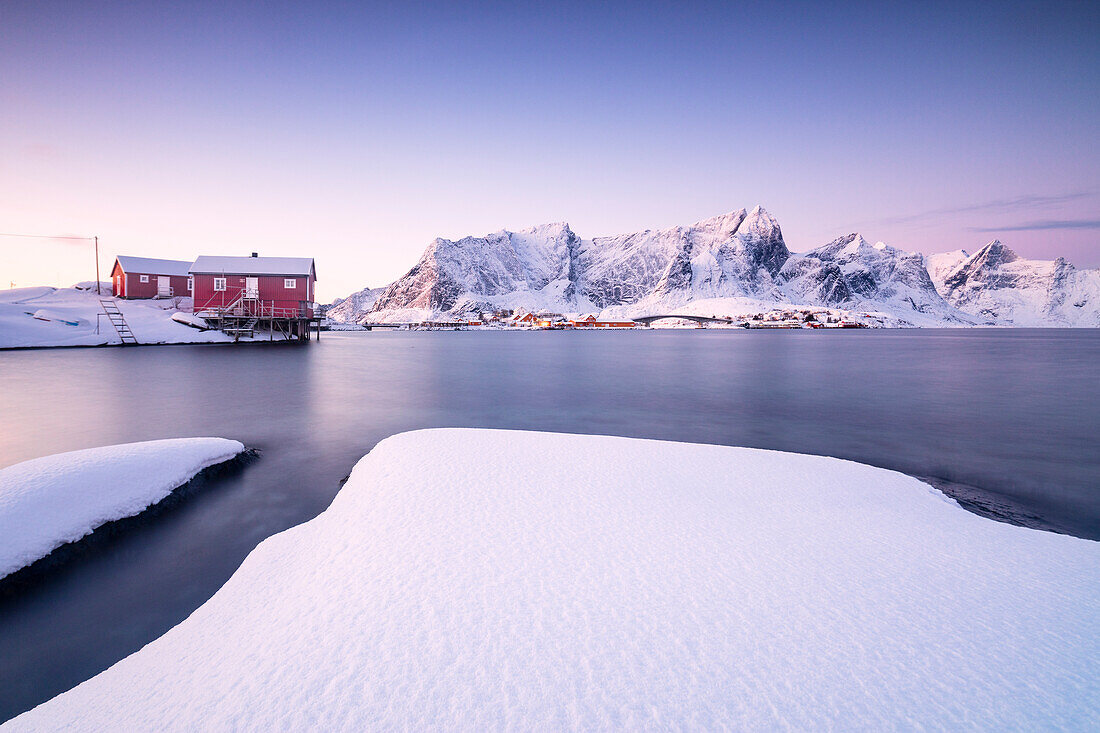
left=189, top=254, right=320, bottom=340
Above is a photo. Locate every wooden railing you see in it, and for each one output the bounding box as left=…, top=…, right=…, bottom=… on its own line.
left=190, top=295, right=312, bottom=319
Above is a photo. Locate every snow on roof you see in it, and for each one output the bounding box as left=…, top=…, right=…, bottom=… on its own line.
left=190, top=256, right=316, bottom=278
left=114, top=256, right=193, bottom=277
left=14, top=429, right=1100, bottom=729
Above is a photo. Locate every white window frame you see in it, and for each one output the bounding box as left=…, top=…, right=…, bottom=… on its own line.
left=213, top=277, right=227, bottom=292
left=284, top=278, right=297, bottom=289
left=139, top=275, right=149, bottom=283
left=187, top=276, right=193, bottom=291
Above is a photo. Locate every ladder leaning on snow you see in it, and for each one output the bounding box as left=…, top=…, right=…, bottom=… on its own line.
left=99, top=299, right=139, bottom=345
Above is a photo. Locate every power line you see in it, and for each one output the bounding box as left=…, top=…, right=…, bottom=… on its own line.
left=0, top=232, right=102, bottom=294
left=0, top=232, right=94, bottom=240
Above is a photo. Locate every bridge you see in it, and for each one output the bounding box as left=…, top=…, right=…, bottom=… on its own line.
left=358, top=321, right=471, bottom=330
left=358, top=322, right=414, bottom=330
left=632, top=314, right=742, bottom=326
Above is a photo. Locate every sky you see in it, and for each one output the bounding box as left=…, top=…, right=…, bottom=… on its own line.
left=1, top=0, right=1097, bottom=301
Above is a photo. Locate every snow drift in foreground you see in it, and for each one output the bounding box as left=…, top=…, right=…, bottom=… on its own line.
left=10, top=430, right=1099, bottom=730
left=0, top=438, right=245, bottom=579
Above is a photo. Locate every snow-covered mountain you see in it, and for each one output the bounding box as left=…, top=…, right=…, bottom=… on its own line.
left=365, top=222, right=584, bottom=322
left=931, top=241, right=1100, bottom=327
left=327, top=208, right=1097, bottom=327
left=347, top=206, right=795, bottom=323
left=779, top=234, right=974, bottom=326
left=325, top=286, right=386, bottom=323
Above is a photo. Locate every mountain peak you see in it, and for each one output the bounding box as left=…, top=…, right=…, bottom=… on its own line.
left=974, top=239, right=1019, bottom=266
left=745, top=205, right=779, bottom=228
left=814, top=233, right=866, bottom=255
left=518, top=221, right=574, bottom=238
left=689, top=209, right=747, bottom=237
left=733, top=205, right=788, bottom=276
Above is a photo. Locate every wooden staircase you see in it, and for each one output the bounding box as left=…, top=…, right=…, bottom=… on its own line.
left=222, top=316, right=258, bottom=340
left=100, top=299, right=139, bottom=345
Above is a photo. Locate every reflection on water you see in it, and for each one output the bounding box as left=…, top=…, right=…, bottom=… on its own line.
left=0, top=329, right=1097, bottom=720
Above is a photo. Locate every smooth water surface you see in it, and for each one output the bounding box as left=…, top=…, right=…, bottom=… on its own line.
left=1, top=329, right=1097, bottom=720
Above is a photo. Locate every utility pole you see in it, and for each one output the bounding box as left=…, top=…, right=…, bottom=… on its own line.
left=95, top=236, right=101, bottom=294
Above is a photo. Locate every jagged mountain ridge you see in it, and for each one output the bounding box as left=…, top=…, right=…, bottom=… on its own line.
left=329, top=208, right=1098, bottom=327
left=360, top=206, right=807, bottom=322
left=779, top=234, right=972, bottom=324
left=932, top=240, right=1100, bottom=326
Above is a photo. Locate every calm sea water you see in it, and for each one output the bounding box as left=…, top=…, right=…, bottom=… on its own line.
left=1, top=329, right=1097, bottom=720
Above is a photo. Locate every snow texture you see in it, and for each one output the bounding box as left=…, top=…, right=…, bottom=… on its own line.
left=329, top=208, right=1098, bottom=327
left=0, top=438, right=244, bottom=579
left=10, top=429, right=1098, bottom=730
left=0, top=287, right=258, bottom=348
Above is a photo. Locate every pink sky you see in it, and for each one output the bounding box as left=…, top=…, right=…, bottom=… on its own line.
left=1, top=1, right=1096, bottom=302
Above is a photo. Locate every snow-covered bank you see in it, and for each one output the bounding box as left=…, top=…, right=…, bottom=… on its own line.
left=0, top=438, right=245, bottom=579
left=9, top=430, right=1099, bottom=730
left=0, top=287, right=253, bottom=348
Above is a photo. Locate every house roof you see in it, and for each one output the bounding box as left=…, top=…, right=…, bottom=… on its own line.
left=114, top=256, right=193, bottom=277
left=190, top=256, right=316, bottom=278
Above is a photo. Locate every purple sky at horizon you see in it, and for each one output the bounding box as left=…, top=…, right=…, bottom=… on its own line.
left=1, top=0, right=1097, bottom=300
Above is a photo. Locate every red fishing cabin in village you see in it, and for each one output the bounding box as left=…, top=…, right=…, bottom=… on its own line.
left=111, top=256, right=193, bottom=299
left=189, top=254, right=320, bottom=340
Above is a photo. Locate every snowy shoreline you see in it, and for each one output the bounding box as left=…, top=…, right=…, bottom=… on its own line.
left=0, top=439, right=247, bottom=581
left=9, top=429, right=1098, bottom=730
left=0, top=287, right=284, bottom=349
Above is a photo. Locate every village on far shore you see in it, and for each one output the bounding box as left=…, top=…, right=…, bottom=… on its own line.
left=342, top=307, right=876, bottom=331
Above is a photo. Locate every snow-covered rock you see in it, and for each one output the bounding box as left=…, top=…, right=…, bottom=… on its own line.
left=0, top=438, right=245, bottom=579
left=933, top=240, right=1100, bottom=326
left=11, top=429, right=1099, bottom=729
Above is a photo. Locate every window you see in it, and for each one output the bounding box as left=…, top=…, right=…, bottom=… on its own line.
left=139, top=275, right=149, bottom=283
left=284, top=278, right=297, bottom=289
left=214, top=277, right=226, bottom=291
left=187, top=277, right=193, bottom=291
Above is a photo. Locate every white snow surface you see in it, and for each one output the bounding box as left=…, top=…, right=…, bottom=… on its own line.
left=10, top=429, right=1098, bottom=730
left=0, top=287, right=258, bottom=348
left=0, top=438, right=244, bottom=579
left=924, top=249, right=970, bottom=283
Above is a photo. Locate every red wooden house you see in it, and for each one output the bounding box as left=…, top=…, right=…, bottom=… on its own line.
left=189, top=255, right=318, bottom=318
left=111, top=256, right=193, bottom=299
